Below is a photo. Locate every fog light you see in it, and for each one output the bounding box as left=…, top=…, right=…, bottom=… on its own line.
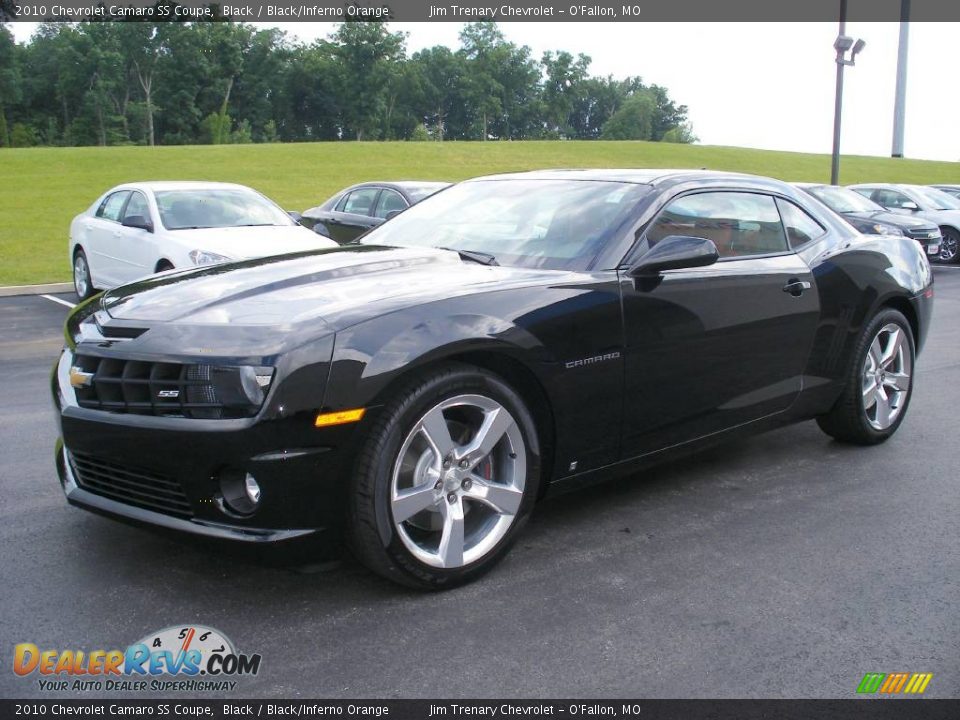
left=218, top=469, right=261, bottom=516
left=244, top=474, right=261, bottom=504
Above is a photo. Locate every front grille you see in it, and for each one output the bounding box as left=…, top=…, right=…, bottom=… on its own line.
left=71, top=354, right=255, bottom=419
left=906, top=228, right=941, bottom=240
left=69, top=451, right=193, bottom=518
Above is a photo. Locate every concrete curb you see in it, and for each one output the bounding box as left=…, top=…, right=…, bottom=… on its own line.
left=0, top=282, right=73, bottom=297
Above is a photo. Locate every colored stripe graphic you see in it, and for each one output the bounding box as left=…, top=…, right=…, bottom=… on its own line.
left=858, top=672, right=932, bottom=694
left=857, top=673, right=886, bottom=693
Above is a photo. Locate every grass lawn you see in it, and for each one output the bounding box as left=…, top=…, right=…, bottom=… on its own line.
left=2, top=140, right=958, bottom=286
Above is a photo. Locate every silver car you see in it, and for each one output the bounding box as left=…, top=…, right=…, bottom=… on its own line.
left=849, top=183, right=960, bottom=264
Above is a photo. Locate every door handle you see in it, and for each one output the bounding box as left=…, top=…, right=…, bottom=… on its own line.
left=783, top=279, right=811, bottom=297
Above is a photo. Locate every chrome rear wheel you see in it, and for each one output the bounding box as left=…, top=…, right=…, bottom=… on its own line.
left=73, top=250, right=92, bottom=299
left=861, top=323, right=912, bottom=431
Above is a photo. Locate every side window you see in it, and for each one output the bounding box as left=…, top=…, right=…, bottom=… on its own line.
left=374, top=190, right=408, bottom=219
left=874, top=189, right=911, bottom=209
left=776, top=198, right=825, bottom=249
left=645, top=191, right=788, bottom=259
left=338, top=188, right=380, bottom=216
left=97, top=191, right=130, bottom=222
left=123, top=192, right=150, bottom=222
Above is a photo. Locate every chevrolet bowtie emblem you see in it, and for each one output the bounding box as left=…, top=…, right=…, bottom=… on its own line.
left=69, top=366, right=95, bottom=389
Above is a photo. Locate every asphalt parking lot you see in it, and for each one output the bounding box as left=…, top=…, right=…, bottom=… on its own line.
left=2, top=267, right=959, bottom=700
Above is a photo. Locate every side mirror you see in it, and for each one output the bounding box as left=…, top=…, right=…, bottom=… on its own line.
left=629, top=235, right=719, bottom=277
left=901, top=201, right=919, bottom=211
left=122, top=215, right=153, bottom=233
left=385, top=209, right=403, bottom=220
left=287, top=211, right=304, bottom=225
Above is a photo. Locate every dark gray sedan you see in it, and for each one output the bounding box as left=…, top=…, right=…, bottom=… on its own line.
left=302, top=181, right=450, bottom=244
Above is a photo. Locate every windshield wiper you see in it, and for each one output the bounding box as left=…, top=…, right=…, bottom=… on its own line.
left=438, top=247, right=499, bottom=266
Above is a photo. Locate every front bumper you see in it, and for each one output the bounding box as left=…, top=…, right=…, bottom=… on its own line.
left=56, top=441, right=318, bottom=543
left=53, top=351, right=362, bottom=544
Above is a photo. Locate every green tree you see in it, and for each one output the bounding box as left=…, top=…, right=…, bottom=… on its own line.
left=411, top=46, right=467, bottom=141
left=661, top=122, right=698, bottom=144
left=458, top=22, right=504, bottom=140
left=0, top=24, right=21, bottom=147
left=540, top=51, right=591, bottom=138
left=600, top=91, right=657, bottom=140
left=332, top=21, right=407, bottom=140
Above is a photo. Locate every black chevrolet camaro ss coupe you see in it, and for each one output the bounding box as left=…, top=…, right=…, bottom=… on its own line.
left=53, top=170, right=933, bottom=589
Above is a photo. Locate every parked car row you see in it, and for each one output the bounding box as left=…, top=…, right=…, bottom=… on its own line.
left=71, top=176, right=957, bottom=301
left=69, top=180, right=448, bottom=299
left=795, top=182, right=960, bottom=264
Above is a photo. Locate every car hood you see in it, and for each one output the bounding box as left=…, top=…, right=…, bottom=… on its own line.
left=101, top=245, right=570, bottom=331
left=916, top=209, right=960, bottom=225
left=843, top=210, right=936, bottom=230
left=168, top=225, right=336, bottom=258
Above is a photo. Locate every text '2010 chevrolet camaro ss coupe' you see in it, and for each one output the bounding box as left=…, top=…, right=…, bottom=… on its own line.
left=53, top=170, right=934, bottom=589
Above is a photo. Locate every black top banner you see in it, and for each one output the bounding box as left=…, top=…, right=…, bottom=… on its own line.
left=3, top=0, right=960, bottom=22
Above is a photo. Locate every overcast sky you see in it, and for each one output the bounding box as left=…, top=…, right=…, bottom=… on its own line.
left=9, top=21, right=959, bottom=163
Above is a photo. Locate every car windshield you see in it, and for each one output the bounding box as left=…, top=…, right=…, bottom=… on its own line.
left=155, top=189, right=293, bottom=230
left=911, top=186, right=960, bottom=211
left=809, top=185, right=882, bottom=213
left=359, top=179, right=650, bottom=270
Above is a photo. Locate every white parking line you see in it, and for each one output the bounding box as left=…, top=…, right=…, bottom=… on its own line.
left=41, top=294, right=76, bottom=309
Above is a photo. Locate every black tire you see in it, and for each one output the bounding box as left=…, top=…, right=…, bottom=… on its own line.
left=156, top=260, right=174, bottom=273
left=73, top=248, right=95, bottom=300
left=816, top=308, right=915, bottom=445
left=346, top=363, right=542, bottom=590
left=937, top=226, right=960, bottom=264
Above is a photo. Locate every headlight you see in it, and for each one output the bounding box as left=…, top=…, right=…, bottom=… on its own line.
left=188, top=249, right=232, bottom=265
left=872, top=224, right=904, bottom=237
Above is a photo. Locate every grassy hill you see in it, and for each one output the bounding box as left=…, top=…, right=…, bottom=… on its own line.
left=2, top=140, right=958, bottom=286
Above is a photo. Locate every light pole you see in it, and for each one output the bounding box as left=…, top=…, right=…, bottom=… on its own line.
left=830, top=0, right=866, bottom=185
left=892, top=0, right=911, bottom=158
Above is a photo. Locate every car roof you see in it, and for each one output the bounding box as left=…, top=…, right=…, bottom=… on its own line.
left=345, top=181, right=451, bottom=192
left=467, top=168, right=790, bottom=189
left=112, top=181, right=256, bottom=193
left=849, top=183, right=920, bottom=191
left=931, top=183, right=960, bottom=189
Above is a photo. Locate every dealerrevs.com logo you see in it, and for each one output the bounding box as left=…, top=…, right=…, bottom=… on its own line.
left=13, top=625, right=261, bottom=693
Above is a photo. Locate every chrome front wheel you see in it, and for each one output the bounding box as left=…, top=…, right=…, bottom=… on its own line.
left=346, top=364, right=540, bottom=589
left=938, top=228, right=959, bottom=264
left=390, top=394, right=526, bottom=569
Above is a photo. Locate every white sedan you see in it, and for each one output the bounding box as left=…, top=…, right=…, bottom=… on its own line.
left=70, top=181, right=338, bottom=298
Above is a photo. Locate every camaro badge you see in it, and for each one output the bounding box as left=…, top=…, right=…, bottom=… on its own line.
left=68, top=366, right=94, bottom=389
left=565, top=351, right=621, bottom=370
left=157, top=389, right=180, bottom=399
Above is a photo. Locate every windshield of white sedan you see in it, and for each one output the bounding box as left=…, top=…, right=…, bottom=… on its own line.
left=360, top=180, right=649, bottom=270
left=913, top=186, right=960, bottom=211
left=155, top=189, right=293, bottom=230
